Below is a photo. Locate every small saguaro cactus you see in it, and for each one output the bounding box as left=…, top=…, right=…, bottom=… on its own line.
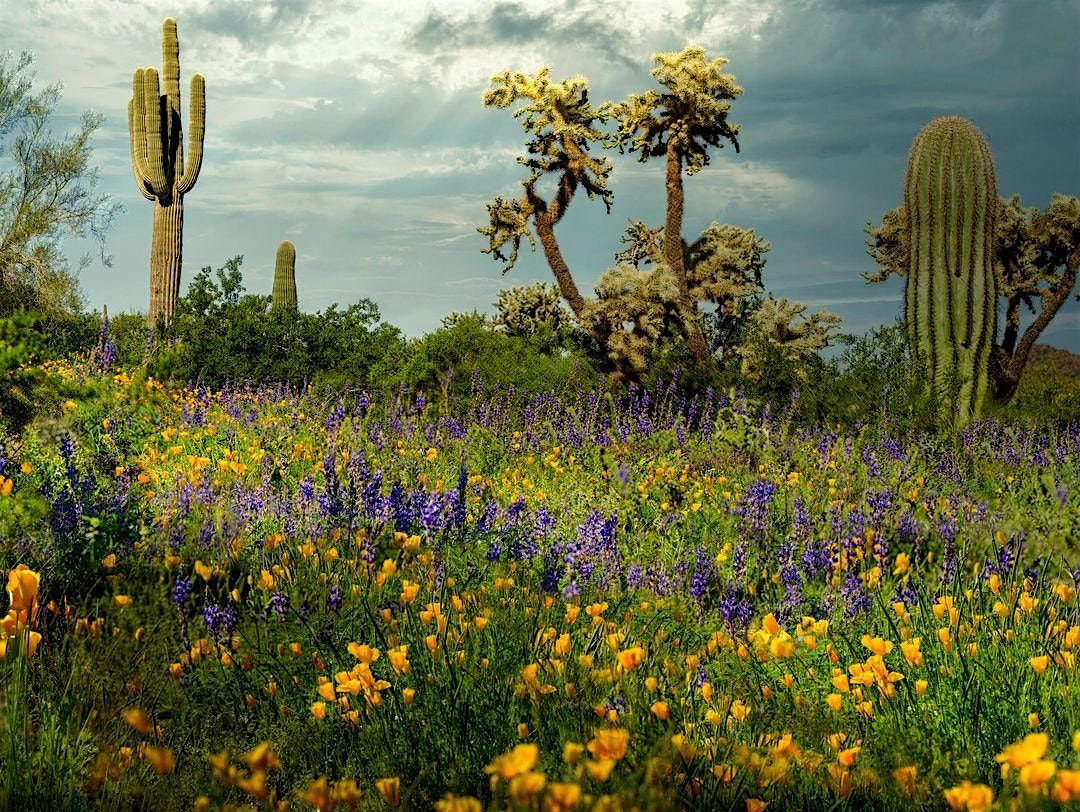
left=904, top=116, right=997, bottom=426
left=271, top=241, right=298, bottom=310
left=128, top=18, right=205, bottom=327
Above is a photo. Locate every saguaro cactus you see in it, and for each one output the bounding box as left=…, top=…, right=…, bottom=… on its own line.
left=904, top=116, right=997, bottom=426
left=128, top=18, right=205, bottom=326
left=271, top=241, right=297, bottom=310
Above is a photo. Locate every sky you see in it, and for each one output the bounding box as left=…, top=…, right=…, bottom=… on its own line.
left=4, top=0, right=1080, bottom=347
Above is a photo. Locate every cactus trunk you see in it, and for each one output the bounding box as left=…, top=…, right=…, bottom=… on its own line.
left=904, top=116, right=997, bottom=427
left=150, top=198, right=183, bottom=326
left=128, top=18, right=205, bottom=327
left=271, top=241, right=298, bottom=310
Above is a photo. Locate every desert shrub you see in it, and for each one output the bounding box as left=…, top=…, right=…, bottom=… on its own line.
left=390, top=312, right=601, bottom=404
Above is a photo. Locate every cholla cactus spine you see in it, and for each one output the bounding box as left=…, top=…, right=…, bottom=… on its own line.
left=271, top=241, right=298, bottom=310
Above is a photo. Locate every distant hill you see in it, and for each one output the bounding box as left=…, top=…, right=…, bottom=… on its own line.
left=1023, top=344, right=1080, bottom=382
left=1005, top=344, right=1080, bottom=422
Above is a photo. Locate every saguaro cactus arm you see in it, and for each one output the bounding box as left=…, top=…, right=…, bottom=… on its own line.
left=177, top=73, right=205, bottom=194
left=127, top=97, right=156, bottom=202
left=130, top=67, right=168, bottom=199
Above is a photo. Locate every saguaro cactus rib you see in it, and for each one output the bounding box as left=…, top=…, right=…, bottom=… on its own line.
left=127, top=18, right=205, bottom=327
left=903, top=116, right=997, bottom=427
left=272, top=241, right=298, bottom=310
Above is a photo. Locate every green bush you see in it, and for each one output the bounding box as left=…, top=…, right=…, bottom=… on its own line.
left=146, top=257, right=405, bottom=390
left=392, top=312, right=600, bottom=403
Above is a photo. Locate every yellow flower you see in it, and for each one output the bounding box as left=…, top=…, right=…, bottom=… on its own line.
left=650, top=701, right=670, bottom=720
left=486, top=744, right=539, bottom=781
left=616, top=646, right=645, bottom=671
left=376, top=776, right=401, bottom=807
left=837, top=746, right=860, bottom=768
left=584, top=759, right=615, bottom=782
left=563, top=742, right=584, bottom=765
left=1051, top=769, right=1080, bottom=803
left=509, top=771, right=546, bottom=805
left=745, top=801, right=768, bottom=812
left=943, top=781, right=993, bottom=812
left=144, top=746, right=175, bottom=775
left=825, top=693, right=843, bottom=712
left=102, top=554, right=117, bottom=569
left=729, top=699, right=750, bottom=722
left=310, top=702, right=326, bottom=720
left=894, top=765, right=917, bottom=796
left=114, top=595, right=132, bottom=608
left=1018, top=759, right=1055, bottom=793
left=434, top=793, right=482, bottom=812
left=7, top=565, right=40, bottom=613
left=587, top=728, right=629, bottom=762
left=544, top=782, right=582, bottom=812
left=996, top=733, right=1048, bottom=774
left=1029, top=655, right=1049, bottom=675
left=243, top=742, right=280, bottom=772
left=121, top=707, right=153, bottom=735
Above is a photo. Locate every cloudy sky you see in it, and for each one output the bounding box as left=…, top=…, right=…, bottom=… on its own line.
left=5, top=0, right=1079, bottom=346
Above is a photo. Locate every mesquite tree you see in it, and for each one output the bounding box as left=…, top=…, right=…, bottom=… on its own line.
left=0, top=52, right=118, bottom=316
left=127, top=18, right=205, bottom=327
left=480, top=47, right=771, bottom=380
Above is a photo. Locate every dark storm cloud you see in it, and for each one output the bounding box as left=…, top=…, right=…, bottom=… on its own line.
left=185, top=0, right=331, bottom=44
left=414, top=1, right=639, bottom=69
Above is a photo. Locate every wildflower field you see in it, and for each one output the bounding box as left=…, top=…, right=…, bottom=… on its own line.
left=0, top=361, right=1076, bottom=811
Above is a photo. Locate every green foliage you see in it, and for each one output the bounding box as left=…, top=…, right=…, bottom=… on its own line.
left=394, top=313, right=599, bottom=403
left=0, top=52, right=118, bottom=318
left=271, top=240, right=297, bottom=310
left=904, top=116, right=998, bottom=428
left=150, top=257, right=403, bottom=390
left=0, top=313, right=51, bottom=435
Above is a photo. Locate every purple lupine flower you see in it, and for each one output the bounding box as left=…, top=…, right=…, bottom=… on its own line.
left=739, top=479, right=777, bottom=534
left=688, top=549, right=714, bottom=604
left=718, top=586, right=754, bottom=632
left=937, top=517, right=958, bottom=587
left=269, top=591, right=290, bottom=620
left=203, top=602, right=237, bottom=642
left=172, top=576, right=193, bottom=606
left=326, top=585, right=343, bottom=612
left=475, top=500, right=498, bottom=534
left=841, top=572, right=871, bottom=616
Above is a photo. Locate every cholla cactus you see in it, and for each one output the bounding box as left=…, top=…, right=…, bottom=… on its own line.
left=584, top=264, right=680, bottom=377
left=271, top=241, right=297, bottom=310
left=740, top=297, right=842, bottom=381
left=128, top=18, right=205, bottom=326
left=492, top=283, right=572, bottom=336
